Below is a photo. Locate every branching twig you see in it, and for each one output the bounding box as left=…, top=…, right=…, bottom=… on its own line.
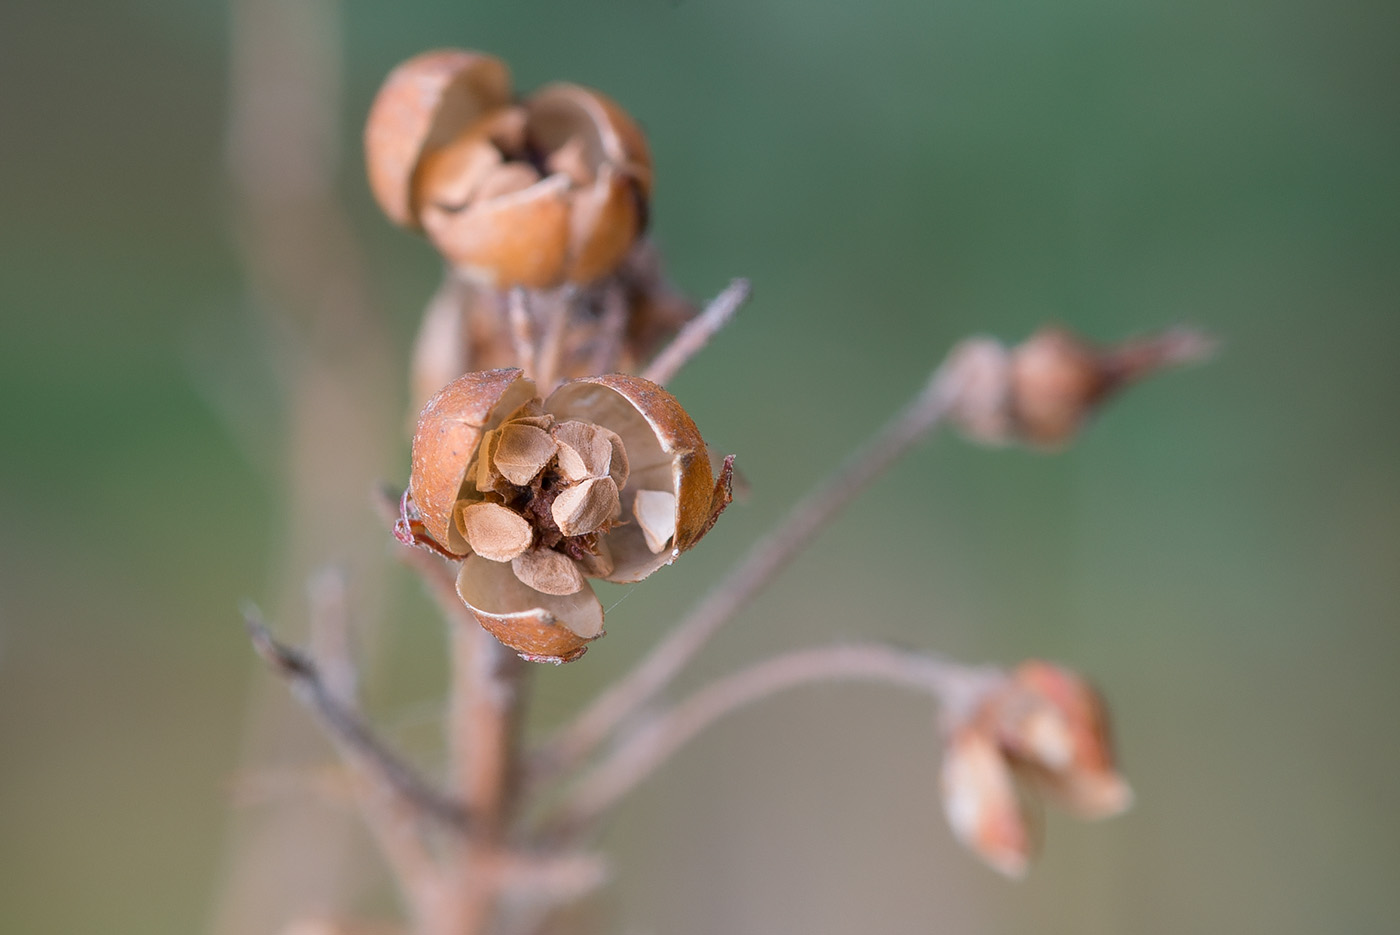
left=543, top=644, right=1002, bottom=835
left=641, top=278, right=752, bottom=386
left=537, top=358, right=964, bottom=780
left=243, top=607, right=470, bottom=832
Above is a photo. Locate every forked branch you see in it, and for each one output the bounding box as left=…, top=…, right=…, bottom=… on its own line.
left=243, top=607, right=471, bottom=832
left=543, top=643, right=1004, bottom=835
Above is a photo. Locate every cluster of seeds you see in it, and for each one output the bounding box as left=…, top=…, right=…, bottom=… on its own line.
left=450, top=399, right=678, bottom=597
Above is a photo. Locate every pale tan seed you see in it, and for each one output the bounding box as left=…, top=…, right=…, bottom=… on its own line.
left=633, top=489, right=678, bottom=554
left=553, top=421, right=613, bottom=482
left=493, top=422, right=558, bottom=485
left=551, top=476, right=619, bottom=536
left=456, top=501, right=532, bottom=562
left=475, top=429, right=503, bottom=492
left=545, top=136, right=595, bottom=188
left=510, top=548, right=585, bottom=596
left=475, top=162, right=543, bottom=201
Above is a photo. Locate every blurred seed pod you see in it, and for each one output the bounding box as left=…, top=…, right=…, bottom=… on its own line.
left=366, top=50, right=653, bottom=289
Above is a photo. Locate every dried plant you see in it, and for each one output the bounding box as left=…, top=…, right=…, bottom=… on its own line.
left=222, top=32, right=1211, bottom=935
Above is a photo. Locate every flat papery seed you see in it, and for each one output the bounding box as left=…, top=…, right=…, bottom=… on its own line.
left=475, top=430, right=503, bottom=492
left=511, top=548, right=586, bottom=596
left=457, top=501, right=533, bottom=562
left=501, top=398, right=550, bottom=426
left=416, top=131, right=502, bottom=210
left=476, top=162, right=543, bottom=202
left=553, top=421, right=614, bottom=482
left=493, top=423, right=558, bottom=486
left=605, top=427, right=630, bottom=488
left=545, top=136, right=595, bottom=188
left=633, top=489, right=678, bottom=554
left=551, top=476, right=620, bottom=536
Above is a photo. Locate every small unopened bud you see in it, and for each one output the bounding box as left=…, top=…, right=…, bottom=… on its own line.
left=993, top=661, right=1134, bottom=819
left=948, top=325, right=1214, bottom=449
left=941, top=726, right=1032, bottom=878
left=939, top=659, right=1132, bottom=876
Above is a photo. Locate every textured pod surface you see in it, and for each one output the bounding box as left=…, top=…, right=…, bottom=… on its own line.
left=456, top=556, right=603, bottom=663
left=420, top=174, right=574, bottom=288
left=365, top=49, right=512, bottom=229
left=548, top=374, right=731, bottom=582
left=409, top=368, right=534, bottom=549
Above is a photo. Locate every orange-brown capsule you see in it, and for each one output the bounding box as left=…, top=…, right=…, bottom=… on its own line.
left=405, top=370, right=732, bottom=662
left=366, top=51, right=654, bottom=289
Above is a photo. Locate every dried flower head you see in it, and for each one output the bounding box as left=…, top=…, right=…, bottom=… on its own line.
left=941, top=660, right=1132, bottom=876
left=405, top=369, right=732, bottom=663
left=365, top=49, right=652, bottom=289
left=946, top=325, right=1215, bottom=448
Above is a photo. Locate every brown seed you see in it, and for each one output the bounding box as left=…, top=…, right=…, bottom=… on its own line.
left=455, top=501, right=533, bottom=562
left=492, top=422, right=558, bottom=485
left=551, top=476, right=620, bottom=536
left=553, top=420, right=621, bottom=483
left=511, top=548, right=586, bottom=596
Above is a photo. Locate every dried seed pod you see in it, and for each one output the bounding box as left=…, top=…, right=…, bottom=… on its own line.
left=938, top=659, right=1132, bottom=875
left=406, top=369, right=733, bottom=662
left=408, top=368, right=535, bottom=552
left=1008, top=328, right=1110, bottom=446
left=992, top=662, right=1133, bottom=819
left=457, top=556, right=602, bottom=664
left=364, top=49, right=512, bottom=230
left=525, top=84, right=652, bottom=284
left=947, top=325, right=1215, bottom=449
left=546, top=374, right=732, bottom=582
left=366, top=51, right=654, bottom=289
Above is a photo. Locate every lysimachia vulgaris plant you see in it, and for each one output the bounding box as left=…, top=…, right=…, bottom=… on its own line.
left=242, top=46, right=1213, bottom=935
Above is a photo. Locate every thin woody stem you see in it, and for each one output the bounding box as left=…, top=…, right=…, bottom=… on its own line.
left=304, top=571, right=449, bottom=932
left=506, top=287, right=537, bottom=379
left=536, top=359, right=965, bottom=781
left=243, top=608, right=471, bottom=832
left=534, top=289, right=575, bottom=396
left=543, top=644, right=1002, bottom=834
left=641, top=278, right=752, bottom=386
left=585, top=283, right=628, bottom=376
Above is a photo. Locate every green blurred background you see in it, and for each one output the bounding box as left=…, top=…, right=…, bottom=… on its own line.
left=3, top=0, right=1398, bottom=932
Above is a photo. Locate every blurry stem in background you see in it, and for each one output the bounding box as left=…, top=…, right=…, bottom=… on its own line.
left=542, top=644, right=1004, bottom=836
left=244, top=598, right=457, bottom=931
left=534, top=356, right=965, bottom=783
left=213, top=0, right=397, bottom=931
left=243, top=606, right=469, bottom=833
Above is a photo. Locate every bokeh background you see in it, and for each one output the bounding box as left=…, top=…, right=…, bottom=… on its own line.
left=3, top=0, right=1397, bottom=932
